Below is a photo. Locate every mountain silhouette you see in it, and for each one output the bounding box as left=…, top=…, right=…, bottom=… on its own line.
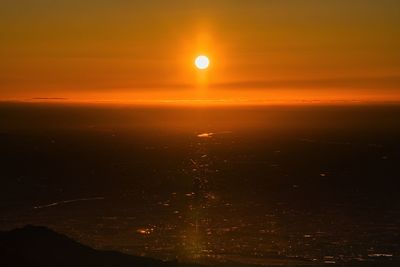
left=0, top=225, right=398, bottom=267
left=0, top=225, right=189, bottom=267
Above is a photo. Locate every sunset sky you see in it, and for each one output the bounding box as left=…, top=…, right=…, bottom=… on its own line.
left=1, top=0, right=400, bottom=104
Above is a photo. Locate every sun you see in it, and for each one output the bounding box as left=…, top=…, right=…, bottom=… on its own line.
left=195, top=55, right=210, bottom=70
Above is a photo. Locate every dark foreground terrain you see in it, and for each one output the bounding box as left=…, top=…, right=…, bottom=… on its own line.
left=1, top=104, right=400, bottom=266
left=0, top=225, right=191, bottom=267
left=0, top=226, right=398, bottom=267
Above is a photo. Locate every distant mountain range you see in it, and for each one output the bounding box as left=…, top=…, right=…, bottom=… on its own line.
left=0, top=225, right=397, bottom=267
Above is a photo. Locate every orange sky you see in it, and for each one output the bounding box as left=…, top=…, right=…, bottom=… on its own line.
left=1, top=0, right=400, bottom=105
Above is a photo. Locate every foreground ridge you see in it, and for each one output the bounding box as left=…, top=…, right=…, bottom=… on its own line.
left=0, top=225, right=398, bottom=267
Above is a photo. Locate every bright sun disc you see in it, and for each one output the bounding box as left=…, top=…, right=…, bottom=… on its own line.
left=195, top=55, right=210, bottom=70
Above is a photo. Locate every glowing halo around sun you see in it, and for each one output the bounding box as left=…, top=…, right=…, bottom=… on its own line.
left=195, top=55, right=210, bottom=70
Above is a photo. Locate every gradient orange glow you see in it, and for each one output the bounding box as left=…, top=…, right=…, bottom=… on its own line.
left=1, top=1, right=400, bottom=105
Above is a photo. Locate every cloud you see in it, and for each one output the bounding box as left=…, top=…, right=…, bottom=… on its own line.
left=31, top=97, right=68, bottom=100
left=209, top=75, right=400, bottom=90
left=106, top=75, right=400, bottom=91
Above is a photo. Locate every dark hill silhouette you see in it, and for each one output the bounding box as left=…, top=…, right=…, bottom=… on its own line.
left=0, top=225, right=187, bottom=267
left=0, top=225, right=398, bottom=267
